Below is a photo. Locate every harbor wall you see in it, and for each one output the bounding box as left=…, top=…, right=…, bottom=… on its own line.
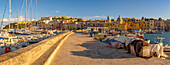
left=0, top=31, right=73, bottom=65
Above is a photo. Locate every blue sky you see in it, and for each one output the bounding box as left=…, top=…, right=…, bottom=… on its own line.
left=0, top=0, right=170, bottom=25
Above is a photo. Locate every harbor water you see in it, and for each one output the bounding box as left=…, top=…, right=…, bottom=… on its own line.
left=144, top=31, right=170, bottom=45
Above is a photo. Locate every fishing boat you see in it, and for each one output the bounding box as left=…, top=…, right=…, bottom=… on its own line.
left=149, top=37, right=170, bottom=52
left=28, top=39, right=40, bottom=44
left=21, top=32, right=31, bottom=35
left=146, top=30, right=163, bottom=34
left=8, top=29, right=22, bottom=35
left=27, top=35, right=40, bottom=44
left=164, top=44, right=170, bottom=52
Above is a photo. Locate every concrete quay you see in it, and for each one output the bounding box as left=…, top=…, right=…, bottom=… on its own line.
left=0, top=32, right=170, bottom=65
left=48, top=32, right=170, bottom=65
left=0, top=31, right=73, bottom=65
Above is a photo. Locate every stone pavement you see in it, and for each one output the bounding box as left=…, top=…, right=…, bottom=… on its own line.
left=49, top=32, right=170, bottom=65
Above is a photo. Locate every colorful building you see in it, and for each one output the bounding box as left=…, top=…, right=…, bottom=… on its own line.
left=123, top=18, right=145, bottom=30
left=164, top=21, right=170, bottom=30
left=139, top=20, right=147, bottom=30
left=116, top=15, right=126, bottom=30
left=104, top=21, right=118, bottom=30
left=63, top=23, right=76, bottom=30
left=125, top=22, right=139, bottom=30
left=104, top=15, right=126, bottom=30
left=145, top=18, right=155, bottom=30
left=147, top=20, right=154, bottom=30
left=154, top=21, right=164, bottom=30
left=107, top=16, right=111, bottom=22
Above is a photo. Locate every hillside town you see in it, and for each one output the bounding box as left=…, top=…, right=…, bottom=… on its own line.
left=4, top=15, right=170, bottom=32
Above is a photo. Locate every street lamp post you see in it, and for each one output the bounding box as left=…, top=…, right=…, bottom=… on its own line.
left=75, top=22, right=78, bottom=32
left=83, top=22, right=86, bottom=31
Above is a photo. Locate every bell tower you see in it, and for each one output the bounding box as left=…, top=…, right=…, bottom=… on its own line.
left=107, top=16, right=111, bottom=22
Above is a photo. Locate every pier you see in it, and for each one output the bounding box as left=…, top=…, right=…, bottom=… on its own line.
left=0, top=31, right=170, bottom=65
left=47, top=32, right=170, bottom=65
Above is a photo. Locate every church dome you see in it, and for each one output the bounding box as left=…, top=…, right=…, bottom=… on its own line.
left=117, top=15, right=123, bottom=21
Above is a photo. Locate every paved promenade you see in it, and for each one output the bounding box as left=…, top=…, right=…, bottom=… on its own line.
left=49, top=32, right=170, bottom=65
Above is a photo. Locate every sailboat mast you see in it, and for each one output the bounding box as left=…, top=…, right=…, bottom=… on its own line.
left=25, top=0, right=27, bottom=32
left=31, top=0, right=32, bottom=26
left=34, top=0, right=37, bottom=31
left=35, top=0, right=37, bottom=25
left=0, top=0, right=8, bottom=30
left=17, top=10, right=19, bottom=31
left=9, top=0, right=11, bottom=31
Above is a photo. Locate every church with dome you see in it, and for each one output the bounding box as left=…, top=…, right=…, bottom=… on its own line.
left=104, top=15, right=127, bottom=30
left=116, top=15, right=127, bottom=30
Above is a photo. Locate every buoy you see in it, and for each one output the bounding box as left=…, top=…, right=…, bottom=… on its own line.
left=4, top=47, right=10, bottom=53
left=20, top=39, right=23, bottom=42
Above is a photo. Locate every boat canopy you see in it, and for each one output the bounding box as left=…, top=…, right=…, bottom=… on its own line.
left=0, top=37, right=4, bottom=40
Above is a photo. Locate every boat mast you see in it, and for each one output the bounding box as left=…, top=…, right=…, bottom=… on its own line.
left=34, top=0, right=37, bottom=31
left=9, top=0, right=11, bottom=31
left=31, top=0, right=32, bottom=28
left=17, top=10, right=19, bottom=31
left=0, top=0, right=8, bottom=30
left=25, top=0, right=27, bottom=32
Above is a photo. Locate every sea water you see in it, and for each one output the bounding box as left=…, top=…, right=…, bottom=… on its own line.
left=144, top=31, right=170, bottom=45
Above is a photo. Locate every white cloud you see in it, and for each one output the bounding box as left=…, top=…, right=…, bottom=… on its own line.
left=2, top=18, right=9, bottom=22
left=82, top=16, right=114, bottom=20
left=0, top=16, right=36, bottom=23
left=56, top=10, right=60, bottom=13
left=0, top=16, right=36, bottom=28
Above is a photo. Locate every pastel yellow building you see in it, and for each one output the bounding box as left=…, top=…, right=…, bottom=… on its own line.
left=116, top=15, right=126, bottom=30
left=125, top=22, right=139, bottom=30
left=138, top=20, right=147, bottom=30
left=123, top=18, right=147, bottom=30
left=104, top=22, right=118, bottom=30
left=118, top=24, right=127, bottom=30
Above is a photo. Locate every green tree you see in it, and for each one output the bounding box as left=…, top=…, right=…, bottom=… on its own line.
left=77, top=18, right=83, bottom=22
left=158, top=17, right=162, bottom=21
left=141, top=17, right=145, bottom=20
left=167, top=19, right=170, bottom=21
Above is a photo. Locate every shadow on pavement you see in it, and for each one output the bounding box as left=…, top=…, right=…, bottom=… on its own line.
left=75, top=32, right=83, bottom=33
left=165, top=52, right=170, bottom=60
left=71, top=41, right=137, bottom=59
